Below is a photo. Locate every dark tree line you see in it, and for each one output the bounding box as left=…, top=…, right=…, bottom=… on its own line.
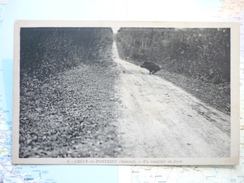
left=116, top=28, right=230, bottom=84
left=20, top=27, right=113, bottom=81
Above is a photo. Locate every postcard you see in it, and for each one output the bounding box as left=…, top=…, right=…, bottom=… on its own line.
left=12, top=21, right=240, bottom=165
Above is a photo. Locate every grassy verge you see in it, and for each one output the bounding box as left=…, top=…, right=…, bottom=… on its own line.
left=19, top=28, right=123, bottom=158
left=19, top=62, right=122, bottom=158
left=157, top=69, right=230, bottom=115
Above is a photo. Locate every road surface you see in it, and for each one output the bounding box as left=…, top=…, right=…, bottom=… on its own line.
left=112, top=41, right=230, bottom=158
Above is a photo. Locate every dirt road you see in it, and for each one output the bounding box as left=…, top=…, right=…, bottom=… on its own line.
left=112, top=41, right=230, bottom=158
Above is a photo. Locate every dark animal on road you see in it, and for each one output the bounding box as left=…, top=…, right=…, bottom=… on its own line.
left=140, top=62, right=161, bottom=74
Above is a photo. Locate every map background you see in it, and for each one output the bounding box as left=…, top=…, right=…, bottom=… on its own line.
left=0, top=0, right=243, bottom=182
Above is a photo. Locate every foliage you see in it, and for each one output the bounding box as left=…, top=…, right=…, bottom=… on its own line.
left=20, top=28, right=113, bottom=81
left=116, top=28, right=230, bottom=84
left=19, top=28, right=122, bottom=158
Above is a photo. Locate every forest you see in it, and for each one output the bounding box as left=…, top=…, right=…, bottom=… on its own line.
left=20, top=28, right=114, bottom=80
left=116, top=28, right=231, bottom=114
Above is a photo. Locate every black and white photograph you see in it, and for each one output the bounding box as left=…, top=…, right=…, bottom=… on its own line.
left=12, top=21, right=239, bottom=165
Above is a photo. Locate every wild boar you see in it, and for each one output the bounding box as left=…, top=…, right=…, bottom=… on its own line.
left=140, top=62, right=161, bottom=74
